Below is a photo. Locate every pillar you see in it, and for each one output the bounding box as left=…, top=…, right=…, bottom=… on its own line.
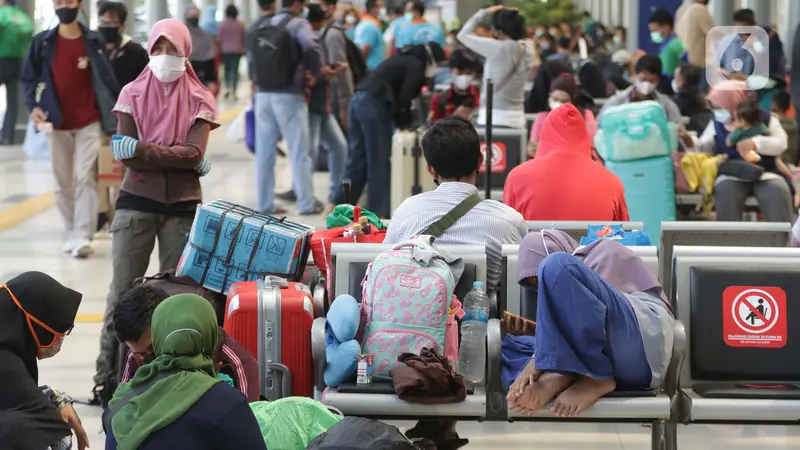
left=740, top=0, right=770, bottom=24
left=624, top=0, right=639, bottom=50
left=235, top=0, right=250, bottom=26
left=712, top=0, right=734, bottom=26
left=177, top=0, right=191, bottom=20
left=591, top=0, right=601, bottom=18
left=784, top=0, right=800, bottom=66
left=610, top=0, right=622, bottom=27
left=121, top=0, right=136, bottom=26
left=148, top=0, right=170, bottom=30
left=12, top=0, right=35, bottom=143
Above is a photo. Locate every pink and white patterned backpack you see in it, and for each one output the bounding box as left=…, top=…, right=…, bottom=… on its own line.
left=360, top=239, right=463, bottom=378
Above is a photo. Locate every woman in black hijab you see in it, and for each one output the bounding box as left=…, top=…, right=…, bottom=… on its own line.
left=525, top=59, right=573, bottom=113
left=0, top=272, right=85, bottom=450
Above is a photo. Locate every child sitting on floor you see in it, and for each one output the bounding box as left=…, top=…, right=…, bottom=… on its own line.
left=727, top=100, right=797, bottom=206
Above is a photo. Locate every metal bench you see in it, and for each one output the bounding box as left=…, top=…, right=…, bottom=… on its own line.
left=311, top=243, right=498, bottom=419
left=673, top=252, right=800, bottom=424
left=658, top=221, right=791, bottom=301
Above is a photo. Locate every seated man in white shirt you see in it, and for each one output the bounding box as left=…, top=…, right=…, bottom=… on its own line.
left=385, top=115, right=527, bottom=450
left=385, top=116, right=529, bottom=291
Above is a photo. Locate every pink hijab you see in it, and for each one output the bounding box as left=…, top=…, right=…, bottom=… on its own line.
left=114, top=19, right=219, bottom=146
left=707, top=80, right=748, bottom=115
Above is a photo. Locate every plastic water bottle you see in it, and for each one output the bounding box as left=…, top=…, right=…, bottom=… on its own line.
left=458, top=281, right=490, bottom=384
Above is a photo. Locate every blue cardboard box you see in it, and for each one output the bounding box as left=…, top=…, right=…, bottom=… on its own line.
left=177, top=200, right=314, bottom=293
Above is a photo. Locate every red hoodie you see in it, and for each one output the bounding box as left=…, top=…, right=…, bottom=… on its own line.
left=504, top=104, right=629, bottom=221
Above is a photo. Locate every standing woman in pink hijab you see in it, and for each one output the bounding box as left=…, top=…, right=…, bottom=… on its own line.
left=92, top=18, right=220, bottom=402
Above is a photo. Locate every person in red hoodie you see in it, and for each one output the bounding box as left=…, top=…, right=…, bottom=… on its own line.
left=504, top=103, right=629, bottom=221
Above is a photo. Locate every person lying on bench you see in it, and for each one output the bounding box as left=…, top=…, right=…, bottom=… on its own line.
left=114, top=284, right=260, bottom=401
left=507, top=230, right=675, bottom=417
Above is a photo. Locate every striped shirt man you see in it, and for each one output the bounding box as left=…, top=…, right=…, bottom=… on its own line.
left=385, top=182, right=528, bottom=290
left=120, top=327, right=260, bottom=402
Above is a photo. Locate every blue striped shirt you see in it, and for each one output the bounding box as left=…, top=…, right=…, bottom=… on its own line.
left=385, top=182, right=528, bottom=289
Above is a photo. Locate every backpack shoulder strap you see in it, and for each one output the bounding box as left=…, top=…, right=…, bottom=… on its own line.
left=422, top=194, right=482, bottom=238
left=277, top=14, right=294, bottom=28
left=103, top=371, right=179, bottom=433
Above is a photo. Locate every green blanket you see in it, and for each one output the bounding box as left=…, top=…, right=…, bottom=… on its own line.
left=326, top=205, right=386, bottom=230
left=249, top=397, right=342, bottom=449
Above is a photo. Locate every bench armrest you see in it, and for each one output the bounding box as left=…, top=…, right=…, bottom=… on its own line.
left=312, top=317, right=327, bottom=391
left=486, top=318, right=502, bottom=390
left=665, top=320, right=687, bottom=398
left=485, top=318, right=506, bottom=420
left=313, top=280, right=326, bottom=317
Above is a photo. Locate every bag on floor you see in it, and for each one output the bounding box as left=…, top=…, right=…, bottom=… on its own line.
left=249, top=397, right=342, bottom=449
left=360, top=238, right=461, bottom=378
left=594, top=100, right=678, bottom=162
left=306, top=417, right=418, bottom=450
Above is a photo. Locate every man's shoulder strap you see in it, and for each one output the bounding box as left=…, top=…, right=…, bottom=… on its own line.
left=422, top=194, right=482, bottom=238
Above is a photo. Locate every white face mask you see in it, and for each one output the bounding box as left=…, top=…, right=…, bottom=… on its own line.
left=149, top=55, right=187, bottom=83
left=453, top=74, right=473, bottom=90
left=345, top=15, right=357, bottom=24
left=635, top=80, right=656, bottom=96
left=671, top=79, right=680, bottom=93
left=425, top=62, right=438, bottom=78
left=549, top=100, right=565, bottom=111
left=713, top=108, right=732, bottom=124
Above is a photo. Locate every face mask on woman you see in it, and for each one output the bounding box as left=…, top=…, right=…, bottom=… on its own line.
left=454, top=74, right=473, bottom=90
left=635, top=80, right=656, bottom=96
left=149, top=55, right=187, bottom=83
left=549, top=100, right=566, bottom=111
left=345, top=15, right=357, bottom=24
left=404, top=12, right=414, bottom=22
left=713, top=108, right=732, bottom=124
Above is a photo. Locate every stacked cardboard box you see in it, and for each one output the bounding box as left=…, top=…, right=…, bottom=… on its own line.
left=176, top=200, right=314, bottom=293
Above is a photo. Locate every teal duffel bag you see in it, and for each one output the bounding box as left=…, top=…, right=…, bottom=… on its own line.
left=594, top=100, right=678, bottom=162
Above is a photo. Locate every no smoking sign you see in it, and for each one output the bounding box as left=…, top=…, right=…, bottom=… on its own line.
left=722, top=286, right=786, bottom=348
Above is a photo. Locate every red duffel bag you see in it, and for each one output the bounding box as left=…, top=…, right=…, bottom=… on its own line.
left=310, top=225, right=386, bottom=299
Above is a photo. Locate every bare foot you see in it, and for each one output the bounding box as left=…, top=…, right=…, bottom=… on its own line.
left=550, top=376, right=616, bottom=417
left=512, top=372, right=574, bottom=416
left=507, top=359, right=539, bottom=402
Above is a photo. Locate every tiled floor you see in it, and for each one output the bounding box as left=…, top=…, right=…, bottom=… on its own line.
left=3, top=101, right=800, bottom=449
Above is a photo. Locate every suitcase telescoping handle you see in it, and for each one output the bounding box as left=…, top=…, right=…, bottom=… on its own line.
left=266, top=362, right=292, bottom=398
left=264, top=275, right=290, bottom=288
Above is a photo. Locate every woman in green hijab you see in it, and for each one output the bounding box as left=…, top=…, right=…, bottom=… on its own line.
left=104, top=294, right=266, bottom=450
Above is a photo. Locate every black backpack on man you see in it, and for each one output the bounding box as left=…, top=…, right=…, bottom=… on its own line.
left=249, top=14, right=300, bottom=90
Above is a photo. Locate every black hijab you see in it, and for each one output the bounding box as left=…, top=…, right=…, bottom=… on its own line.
left=0, top=272, right=82, bottom=450
left=526, top=59, right=573, bottom=113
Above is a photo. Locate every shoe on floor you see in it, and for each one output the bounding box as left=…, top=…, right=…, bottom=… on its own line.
left=298, top=199, right=325, bottom=216
left=72, top=241, right=94, bottom=259
left=62, top=241, right=73, bottom=254
left=276, top=190, right=297, bottom=202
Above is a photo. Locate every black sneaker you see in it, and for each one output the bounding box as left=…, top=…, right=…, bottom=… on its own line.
left=276, top=190, right=297, bottom=202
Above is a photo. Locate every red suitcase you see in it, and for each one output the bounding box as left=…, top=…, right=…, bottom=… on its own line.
left=224, top=276, right=316, bottom=400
